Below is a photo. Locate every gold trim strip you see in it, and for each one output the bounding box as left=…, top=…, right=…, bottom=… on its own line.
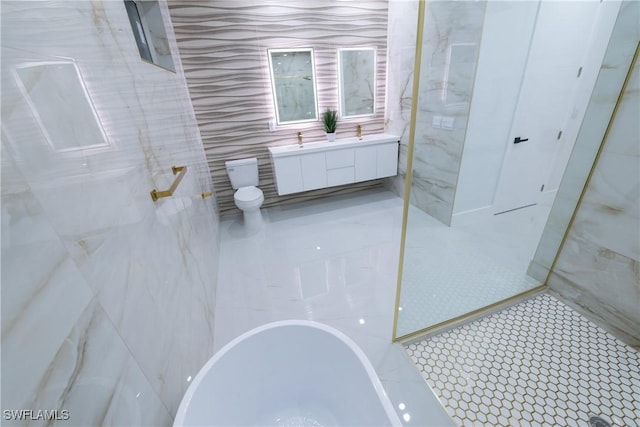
left=150, top=165, right=188, bottom=202
left=396, top=285, right=547, bottom=343
left=392, top=0, right=426, bottom=342
left=392, top=10, right=640, bottom=343
left=543, top=40, right=640, bottom=285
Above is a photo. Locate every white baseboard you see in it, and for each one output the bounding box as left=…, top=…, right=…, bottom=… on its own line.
left=538, top=189, right=558, bottom=207
left=450, top=205, right=493, bottom=227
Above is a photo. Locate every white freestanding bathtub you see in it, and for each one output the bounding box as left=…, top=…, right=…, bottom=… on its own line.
left=173, top=320, right=402, bottom=427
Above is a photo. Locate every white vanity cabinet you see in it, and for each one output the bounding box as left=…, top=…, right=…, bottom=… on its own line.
left=355, top=146, right=377, bottom=181
left=301, top=152, right=327, bottom=191
left=274, top=156, right=304, bottom=194
left=269, top=134, right=399, bottom=196
left=377, top=142, right=400, bottom=178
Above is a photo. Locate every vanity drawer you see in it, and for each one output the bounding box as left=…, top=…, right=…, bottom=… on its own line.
left=326, top=149, right=355, bottom=169
left=327, top=167, right=355, bottom=187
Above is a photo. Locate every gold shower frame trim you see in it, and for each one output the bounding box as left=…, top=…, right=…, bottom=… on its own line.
left=150, top=165, right=187, bottom=202
left=391, top=0, right=426, bottom=342
left=392, top=5, right=639, bottom=343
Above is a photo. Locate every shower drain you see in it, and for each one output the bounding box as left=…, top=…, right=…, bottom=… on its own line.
left=588, top=416, right=613, bottom=427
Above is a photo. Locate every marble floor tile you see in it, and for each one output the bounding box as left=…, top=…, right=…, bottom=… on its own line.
left=213, top=188, right=555, bottom=426
left=397, top=203, right=549, bottom=336
left=214, top=189, right=454, bottom=427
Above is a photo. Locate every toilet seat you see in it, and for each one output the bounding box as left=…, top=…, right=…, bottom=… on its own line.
left=234, top=186, right=264, bottom=209
left=234, top=186, right=263, bottom=202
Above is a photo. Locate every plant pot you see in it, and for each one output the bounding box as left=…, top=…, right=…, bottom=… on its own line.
left=326, top=132, right=336, bottom=142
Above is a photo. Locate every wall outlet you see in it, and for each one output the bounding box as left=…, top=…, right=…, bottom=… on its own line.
left=441, top=116, right=455, bottom=130
left=432, top=115, right=442, bottom=128
left=268, top=121, right=276, bottom=132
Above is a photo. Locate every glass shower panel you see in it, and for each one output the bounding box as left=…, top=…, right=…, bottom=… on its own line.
left=396, top=0, right=494, bottom=338
left=394, top=0, right=621, bottom=340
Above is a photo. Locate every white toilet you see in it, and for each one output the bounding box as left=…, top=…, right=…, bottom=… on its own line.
left=225, top=158, right=264, bottom=230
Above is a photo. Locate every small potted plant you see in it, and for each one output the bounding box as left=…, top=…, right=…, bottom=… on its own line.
left=322, top=108, right=338, bottom=141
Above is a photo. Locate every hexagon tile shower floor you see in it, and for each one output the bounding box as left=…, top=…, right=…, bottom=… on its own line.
left=405, top=294, right=639, bottom=427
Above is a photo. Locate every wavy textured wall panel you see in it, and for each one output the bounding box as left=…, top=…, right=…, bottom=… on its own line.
left=169, top=1, right=389, bottom=215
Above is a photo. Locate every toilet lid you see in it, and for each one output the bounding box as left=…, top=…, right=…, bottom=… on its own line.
left=235, top=186, right=263, bottom=202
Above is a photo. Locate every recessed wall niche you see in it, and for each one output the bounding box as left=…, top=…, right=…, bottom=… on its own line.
left=124, top=0, right=175, bottom=72
left=12, top=61, right=110, bottom=157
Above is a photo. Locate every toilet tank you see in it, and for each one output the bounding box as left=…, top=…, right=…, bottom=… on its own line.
left=225, top=158, right=259, bottom=189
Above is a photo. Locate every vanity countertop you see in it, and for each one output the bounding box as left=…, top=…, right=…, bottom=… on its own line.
left=268, top=133, right=400, bottom=158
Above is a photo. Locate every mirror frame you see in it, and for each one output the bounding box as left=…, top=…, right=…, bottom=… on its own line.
left=267, top=48, right=318, bottom=125
left=337, top=47, right=377, bottom=118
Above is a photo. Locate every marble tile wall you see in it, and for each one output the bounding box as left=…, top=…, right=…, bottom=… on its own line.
left=415, top=1, right=486, bottom=225
left=529, top=2, right=639, bottom=283
left=1, top=1, right=219, bottom=424
left=527, top=2, right=639, bottom=347
left=168, top=1, right=389, bottom=216
left=385, top=0, right=418, bottom=198
left=389, top=1, right=486, bottom=225
left=547, top=24, right=639, bottom=347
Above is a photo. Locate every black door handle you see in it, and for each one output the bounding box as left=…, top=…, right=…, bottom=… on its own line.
left=514, top=137, right=529, bottom=144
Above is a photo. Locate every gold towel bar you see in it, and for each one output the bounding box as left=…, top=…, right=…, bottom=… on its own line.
left=150, top=166, right=187, bottom=202
left=201, top=191, right=212, bottom=199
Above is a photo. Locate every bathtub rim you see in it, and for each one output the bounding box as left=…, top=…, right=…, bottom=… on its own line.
left=173, top=319, right=402, bottom=427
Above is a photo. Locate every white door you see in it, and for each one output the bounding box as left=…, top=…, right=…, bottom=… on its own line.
left=492, top=1, right=601, bottom=214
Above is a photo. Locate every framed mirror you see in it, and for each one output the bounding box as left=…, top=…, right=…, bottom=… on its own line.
left=268, top=48, right=318, bottom=125
left=338, top=47, right=376, bottom=118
